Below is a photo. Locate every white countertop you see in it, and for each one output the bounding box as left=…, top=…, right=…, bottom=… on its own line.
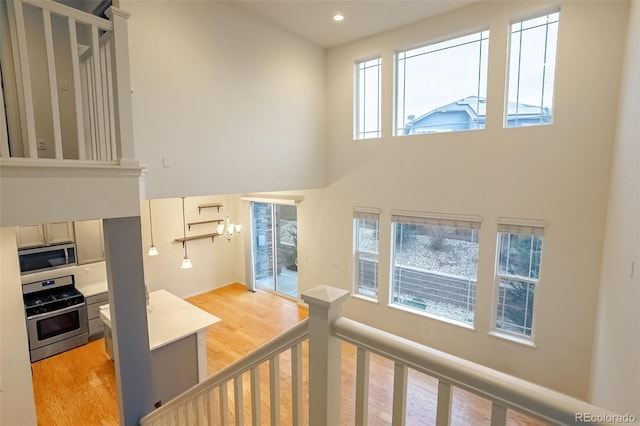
left=76, top=280, right=108, bottom=298
left=100, top=289, right=220, bottom=351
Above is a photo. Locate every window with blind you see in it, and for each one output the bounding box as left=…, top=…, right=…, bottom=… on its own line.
left=353, top=210, right=380, bottom=298
left=391, top=213, right=480, bottom=324
left=494, top=222, right=544, bottom=338
left=505, top=11, right=559, bottom=127
left=355, top=57, right=382, bottom=140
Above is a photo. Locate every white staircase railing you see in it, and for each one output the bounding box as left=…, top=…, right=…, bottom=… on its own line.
left=0, top=0, right=135, bottom=165
left=140, top=319, right=309, bottom=426
left=140, top=286, right=625, bottom=426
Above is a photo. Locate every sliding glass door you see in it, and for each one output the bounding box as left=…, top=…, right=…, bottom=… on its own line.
left=251, top=202, right=298, bottom=298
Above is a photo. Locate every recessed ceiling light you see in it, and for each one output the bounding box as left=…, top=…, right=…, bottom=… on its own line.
left=333, top=14, right=344, bottom=22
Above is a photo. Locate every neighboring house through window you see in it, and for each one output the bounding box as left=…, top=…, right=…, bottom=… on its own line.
left=395, top=30, right=489, bottom=135
left=355, top=57, right=382, bottom=139
left=353, top=209, right=380, bottom=299
left=506, top=11, right=559, bottom=127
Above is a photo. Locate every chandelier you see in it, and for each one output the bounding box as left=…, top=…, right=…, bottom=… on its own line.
left=216, top=197, right=242, bottom=241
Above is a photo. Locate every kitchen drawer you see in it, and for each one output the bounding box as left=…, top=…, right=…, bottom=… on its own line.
left=88, top=318, right=104, bottom=336
left=86, top=292, right=109, bottom=306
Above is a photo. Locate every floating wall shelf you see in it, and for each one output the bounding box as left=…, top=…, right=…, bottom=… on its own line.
left=174, top=233, right=221, bottom=245
left=198, top=203, right=223, bottom=214
left=187, top=219, right=224, bottom=231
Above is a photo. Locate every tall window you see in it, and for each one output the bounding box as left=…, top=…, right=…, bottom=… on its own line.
left=355, top=57, right=382, bottom=139
left=494, top=223, right=544, bottom=338
left=391, top=213, right=480, bottom=325
left=506, top=11, right=559, bottom=127
left=353, top=210, right=380, bottom=298
left=395, top=30, right=489, bottom=136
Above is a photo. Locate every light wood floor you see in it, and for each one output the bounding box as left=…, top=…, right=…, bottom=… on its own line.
left=31, top=283, right=547, bottom=425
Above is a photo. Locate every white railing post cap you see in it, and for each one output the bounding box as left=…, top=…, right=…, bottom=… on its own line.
left=301, top=285, right=350, bottom=309
left=106, top=6, right=131, bottom=20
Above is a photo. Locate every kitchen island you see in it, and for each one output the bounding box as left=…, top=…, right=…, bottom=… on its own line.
left=100, top=289, right=220, bottom=405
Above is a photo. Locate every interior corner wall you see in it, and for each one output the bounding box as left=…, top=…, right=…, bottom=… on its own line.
left=315, top=0, right=629, bottom=399
left=121, top=0, right=326, bottom=200
left=589, top=0, right=640, bottom=416
left=139, top=195, right=244, bottom=298
left=0, top=227, right=37, bottom=426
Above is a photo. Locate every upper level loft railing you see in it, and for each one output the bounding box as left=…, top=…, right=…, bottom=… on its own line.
left=0, top=0, right=136, bottom=166
left=140, top=285, right=625, bottom=426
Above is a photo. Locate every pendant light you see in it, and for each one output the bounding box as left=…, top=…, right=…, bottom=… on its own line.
left=180, top=197, right=193, bottom=269
left=147, top=200, right=159, bottom=256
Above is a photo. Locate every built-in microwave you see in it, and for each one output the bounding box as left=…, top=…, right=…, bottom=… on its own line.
left=18, top=243, right=77, bottom=275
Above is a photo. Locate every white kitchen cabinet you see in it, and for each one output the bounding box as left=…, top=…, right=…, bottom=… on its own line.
left=100, top=290, right=220, bottom=405
left=74, top=219, right=104, bottom=264
left=16, top=222, right=74, bottom=248
left=86, top=291, right=108, bottom=338
left=46, top=222, right=75, bottom=244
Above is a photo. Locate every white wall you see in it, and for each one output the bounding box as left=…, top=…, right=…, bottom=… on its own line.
left=122, top=0, right=326, bottom=200
left=316, top=0, right=629, bottom=399
left=589, top=0, right=640, bottom=416
left=0, top=165, right=142, bottom=227
left=0, top=228, right=37, bottom=426
left=139, top=195, right=244, bottom=298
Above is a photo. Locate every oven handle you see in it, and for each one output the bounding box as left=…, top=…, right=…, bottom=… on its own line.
left=26, top=302, right=86, bottom=320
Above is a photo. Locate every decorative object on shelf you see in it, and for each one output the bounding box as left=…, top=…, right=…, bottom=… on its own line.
left=147, top=200, right=159, bottom=256
left=216, top=196, right=242, bottom=241
left=180, top=197, right=193, bottom=269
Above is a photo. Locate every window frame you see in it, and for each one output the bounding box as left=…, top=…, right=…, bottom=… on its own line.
left=393, top=29, right=490, bottom=137
left=354, top=56, right=382, bottom=140
left=505, top=9, right=560, bottom=128
left=491, top=220, right=545, bottom=343
left=389, top=211, right=481, bottom=327
left=353, top=208, right=381, bottom=300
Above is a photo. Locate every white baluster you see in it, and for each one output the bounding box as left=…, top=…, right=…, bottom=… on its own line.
left=89, top=24, right=106, bottom=160
left=42, top=8, right=63, bottom=159
left=392, top=362, right=408, bottom=426
left=355, top=347, right=370, bottom=425
left=233, top=375, right=244, bottom=426
left=490, top=402, right=507, bottom=426
left=219, top=383, right=229, bottom=426
left=269, top=355, right=280, bottom=425
left=291, top=342, right=303, bottom=426
left=436, top=381, right=452, bottom=426
left=207, top=389, right=216, bottom=426
left=8, top=0, right=37, bottom=158
left=67, top=17, right=86, bottom=160
left=250, top=366, right=261, bottom=425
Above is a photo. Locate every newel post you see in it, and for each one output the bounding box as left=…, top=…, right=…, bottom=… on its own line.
left=302, top=285, right=350, bottom=426
left=106, top=7, right=137, bottom=167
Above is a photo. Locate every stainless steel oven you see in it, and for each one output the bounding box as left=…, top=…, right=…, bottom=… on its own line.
left=23, top=275, right=88, bottom=362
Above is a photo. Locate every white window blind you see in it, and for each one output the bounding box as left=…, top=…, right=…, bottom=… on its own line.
left=497, top=223, right=544, bottom=237
left=354, top=207, right=381, bottom=221
left=391, top=212, right=481, bottom=230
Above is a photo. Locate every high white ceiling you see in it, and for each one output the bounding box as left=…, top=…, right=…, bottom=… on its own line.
left=234, top=1, right=476, bottom=48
